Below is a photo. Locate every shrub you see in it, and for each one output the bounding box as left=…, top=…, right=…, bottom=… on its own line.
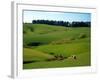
left=27, top=42, right=43, bottom=46
left=49, top=52, right=54, bottom=55
left=29, top=27, right=34, bottom=32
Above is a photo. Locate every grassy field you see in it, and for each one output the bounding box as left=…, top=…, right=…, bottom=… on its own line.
left=23, top=23, right=91, bottom=69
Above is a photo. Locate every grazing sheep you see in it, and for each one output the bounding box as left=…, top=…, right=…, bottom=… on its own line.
left=68, top=55, right=77, bottom=60
left=46, top=55, right=68, bottom=61
left=72, top=55, right=77, bottom=60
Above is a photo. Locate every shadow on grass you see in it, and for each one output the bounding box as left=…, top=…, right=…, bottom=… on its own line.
left=23, top=60, right=39, bottom=64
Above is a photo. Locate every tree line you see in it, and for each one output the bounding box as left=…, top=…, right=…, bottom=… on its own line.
left=32, top=20, right=90, bottom=27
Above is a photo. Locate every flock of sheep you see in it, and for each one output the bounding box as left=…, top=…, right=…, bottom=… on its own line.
left=46, top=54, right=77, bottom=61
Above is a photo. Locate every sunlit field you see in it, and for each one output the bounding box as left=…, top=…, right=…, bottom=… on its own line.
left=23, top=23, right=91, bottom=69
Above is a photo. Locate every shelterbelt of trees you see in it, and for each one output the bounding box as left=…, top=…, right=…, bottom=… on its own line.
left=32, top=20, right=91, bottom=27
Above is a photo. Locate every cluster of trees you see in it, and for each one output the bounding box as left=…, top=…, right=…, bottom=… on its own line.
left=32, top=20, right=91, bottom=27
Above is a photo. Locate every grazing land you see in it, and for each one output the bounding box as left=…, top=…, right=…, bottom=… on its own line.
left=23, top=23, right=91, bottom=69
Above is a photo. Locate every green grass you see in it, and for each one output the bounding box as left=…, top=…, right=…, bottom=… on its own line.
left=23, top=48, right=54, bottom=62
left=23, top=23, right=90, bottom=45
left=23, top=23, right=91, bottom=69
left=34, top=41, right=90, bottom=57
left=23, top=52, right=90, bottom=69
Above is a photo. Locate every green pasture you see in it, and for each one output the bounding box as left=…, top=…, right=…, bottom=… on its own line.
left=23, top=23, right=91, bottom=69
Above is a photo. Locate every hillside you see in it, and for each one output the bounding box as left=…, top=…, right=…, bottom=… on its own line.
left=23, top=23, right=91, bottom=69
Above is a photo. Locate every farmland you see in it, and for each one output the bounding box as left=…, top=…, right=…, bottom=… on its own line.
left=23, top=23, right=91, bottom=69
